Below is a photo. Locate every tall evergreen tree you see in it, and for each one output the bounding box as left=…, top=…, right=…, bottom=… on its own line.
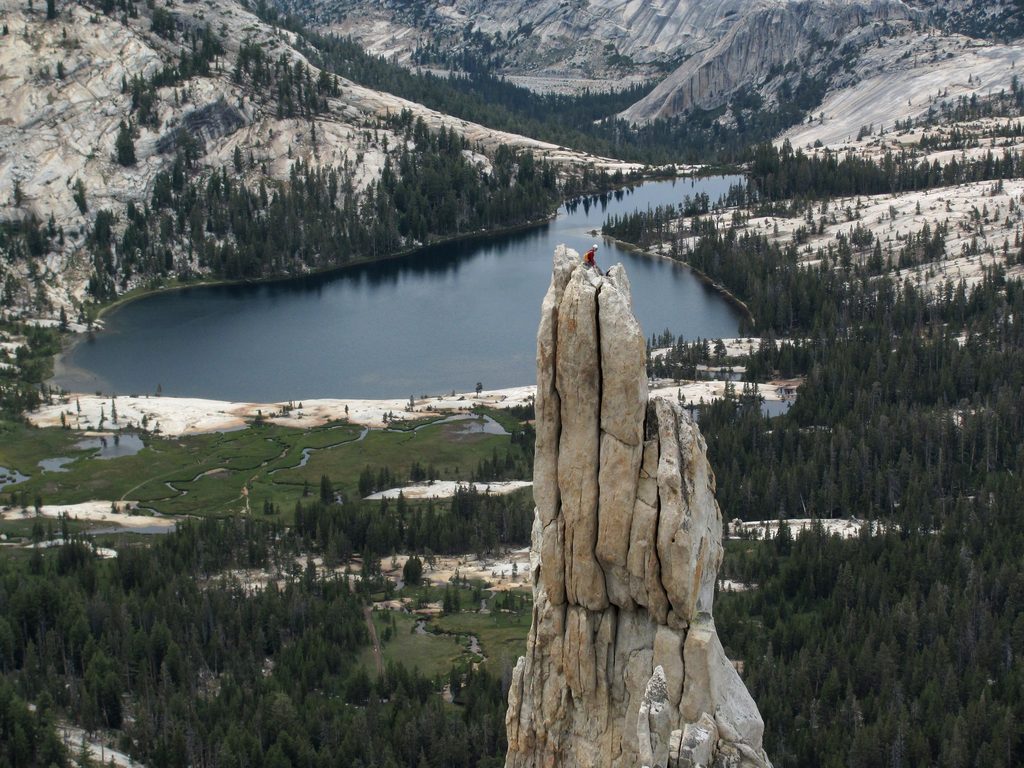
left=115, top=121, right=136, bottom=166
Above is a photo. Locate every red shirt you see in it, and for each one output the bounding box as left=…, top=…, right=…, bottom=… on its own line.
left=584, top=248, right=597, bottom=265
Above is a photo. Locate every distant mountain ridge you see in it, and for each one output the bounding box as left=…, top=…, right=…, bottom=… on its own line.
left=0, top=0, right=632, bottom=316
left=619, top=0, right=921, bottom=123
left=281, top=0, right=1022, bottom=124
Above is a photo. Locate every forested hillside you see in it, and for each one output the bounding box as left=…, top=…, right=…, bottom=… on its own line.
left=83, top=115, right=563, bottom=299
left=603, top=137, right=1024, bottom=766
left=0, top=515, right=516, bottom=767
left=0, top=0, right=631, bottom=323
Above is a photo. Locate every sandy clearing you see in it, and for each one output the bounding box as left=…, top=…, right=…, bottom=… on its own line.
left=390, top=548, right=533, bottom=593
left=215, top=548, right=534, bottom=601
left=30, top=386, right=538, bottom=436
left=650, top=379, right=795, bottom=405
left=719, top=338, right=762, bottom=357
left=32, top=374, right=797, bottom=437
left=651, top=337, right=763, bottom=359
left=366, top=480, right=532, bottom=500
left=29, top=540, right=118, bottom=558
left=731, top=517, right=881, bottom=540
left=58, top=725, right=142, bottom=768
left=1, top=500, right=175, bottom=531
left=719, top=579, right=755, bottom=592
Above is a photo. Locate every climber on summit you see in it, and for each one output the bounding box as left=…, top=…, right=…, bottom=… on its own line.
left=583, top=244, right=602, bottom=275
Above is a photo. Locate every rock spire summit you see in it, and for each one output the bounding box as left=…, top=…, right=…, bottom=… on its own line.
left=504, top=246, right=771, bottom=768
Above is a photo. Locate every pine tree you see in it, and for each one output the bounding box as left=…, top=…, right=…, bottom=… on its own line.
left=319, top=474, right=334, bottom=504
left=72, top=178, right=87, bottom=213
left=115, top=121, right=136, bottom=166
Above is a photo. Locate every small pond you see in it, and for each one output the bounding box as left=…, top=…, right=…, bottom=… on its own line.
left=0, top=467, right=29, bottom=490
left=34, top=433, right=147, bottom=476
left=38, top=457, right=75, bottom=473
left=73, top=433, right=146, bottom=460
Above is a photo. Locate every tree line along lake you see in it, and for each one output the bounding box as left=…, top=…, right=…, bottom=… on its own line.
left=53, top=176, right=745, bottom=402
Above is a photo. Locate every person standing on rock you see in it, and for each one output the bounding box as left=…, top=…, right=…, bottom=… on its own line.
left=583, top=244, right=603, bottom=275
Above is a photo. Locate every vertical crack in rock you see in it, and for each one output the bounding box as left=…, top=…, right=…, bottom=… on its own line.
left=596, top=263, right=647, bottom=610
left=535, top=245, right=575, bottom=606
left=506, top=249, right=772, bottom=768
left=556, top=265, right=608, bottom=612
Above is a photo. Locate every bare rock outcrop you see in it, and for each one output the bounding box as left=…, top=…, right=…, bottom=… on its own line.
left=505, top=246, right=771, bottom=768
left=620, top=0, right=919, bottom=123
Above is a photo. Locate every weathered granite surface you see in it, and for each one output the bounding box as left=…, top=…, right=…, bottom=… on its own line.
left=505, top=246, right=771, bottom=768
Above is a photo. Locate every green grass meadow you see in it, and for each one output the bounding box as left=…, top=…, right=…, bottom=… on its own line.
left=1, top=415, right=515, bottom=521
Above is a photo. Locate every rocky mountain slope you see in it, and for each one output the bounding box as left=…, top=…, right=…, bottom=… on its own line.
left=911, top=0, right=1024, bottom=39
left=0, top=0, right=632, bottom=318
left=617, top=0, right=919, bottom=122
left=504, top=246, right=770, bottom=768
left=288, top=0, right=753, bottom=73
left=290, top=0, right=1022, bottom=130
left=780, top=32, right=1021, bottom=146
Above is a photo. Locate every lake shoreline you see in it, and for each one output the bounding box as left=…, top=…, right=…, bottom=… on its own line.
left=88, top=213, right=561, bottom=324
left=54, top=212, right=562, bottom=381
left=28, top=387, right=540, bottom=436
left=600, top=235, right=755, bottom=326
left=29, top=373, right=792, bottom=437
left=79, top=168, right=738, bottom=327
left=52, top=175, right=747, bottom=401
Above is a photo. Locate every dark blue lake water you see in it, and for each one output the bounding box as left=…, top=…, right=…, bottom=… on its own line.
left=54, top=177, right=744, bottom=401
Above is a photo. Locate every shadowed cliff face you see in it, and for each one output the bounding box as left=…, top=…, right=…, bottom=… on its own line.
left=286, top=0, right=922, bottom=118
left=504, top=246, right=771, bottom=768
left=619, top=0, right=920, bottom=123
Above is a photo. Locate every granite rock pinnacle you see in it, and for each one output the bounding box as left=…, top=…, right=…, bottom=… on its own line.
left=504, top=246, right=771, bottom=768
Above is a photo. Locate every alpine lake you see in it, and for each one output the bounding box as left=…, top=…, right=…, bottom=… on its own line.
left=5, top=177, right=753, bottom=679
left=2, top=176, right=751, bottom=528
left=54, top=176, right=746, bottom=402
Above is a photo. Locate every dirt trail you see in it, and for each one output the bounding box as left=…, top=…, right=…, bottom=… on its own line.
left=363, top=606, right=384, bottom=676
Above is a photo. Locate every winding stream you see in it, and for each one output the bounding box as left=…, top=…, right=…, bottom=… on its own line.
left=268, top=426, right=370, bottom=475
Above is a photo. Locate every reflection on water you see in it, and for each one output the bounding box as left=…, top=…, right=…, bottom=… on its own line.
left=34, top=433, right=147, bottom=474
left=92, top=524, right=177, bottom=535
left=55, top=177, right=745, bottom=402
left=437, top=414, right=509, bottom=435
left=0, top=466, right=29, bottom=489
left=761, top=400, right=795, bottom=418
left=38, top=457, right=75, bottom=473
left=74, top=433, right=145, bottom=459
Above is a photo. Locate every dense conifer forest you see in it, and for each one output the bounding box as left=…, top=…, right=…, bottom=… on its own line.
left=294, top=485, right=534, bottom=561
left=0, top=323, right=61, bottom=418
left=4, top=4, right=1024, bottom=766
left=708, top=274, right=1024, bottom=765
left=82, top=114, right=566, bottom=301
left=254, top=3, right=830, bottom=166
left=603, top=147, right=1024, bottom=766
left=0, top=517, right=514, bottom=767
